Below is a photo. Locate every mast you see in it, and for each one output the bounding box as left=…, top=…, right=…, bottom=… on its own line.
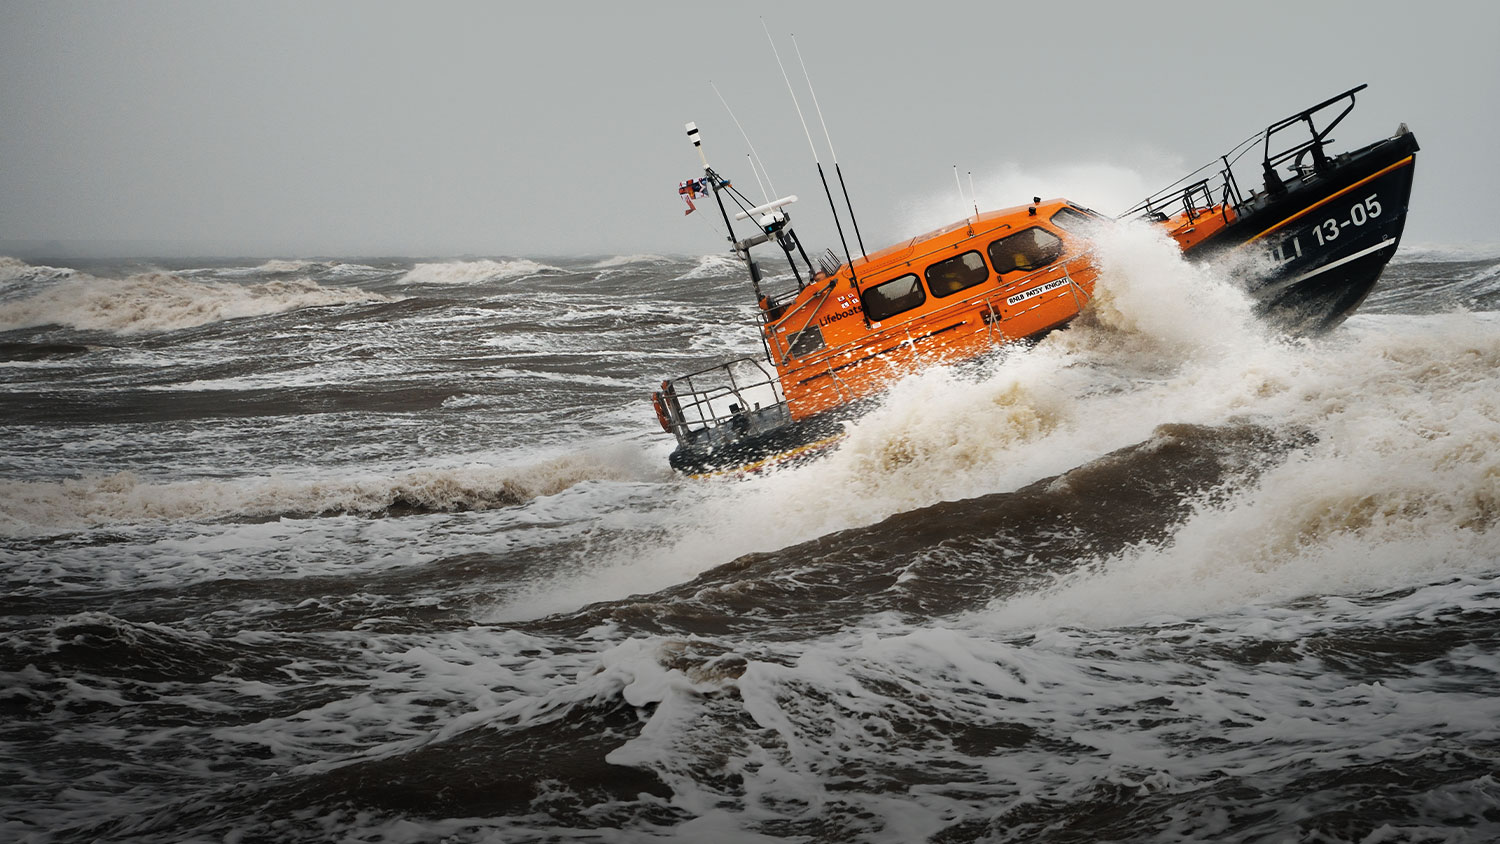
left=688, top=122, right=764, bottom=300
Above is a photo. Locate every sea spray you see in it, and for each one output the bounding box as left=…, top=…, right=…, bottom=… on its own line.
left=487, top=225, right=1285, bottom=620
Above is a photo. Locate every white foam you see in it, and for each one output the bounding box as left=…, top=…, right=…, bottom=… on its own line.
left=398, top=259, right=560, bottom=285
left=985, top=311, right=1500, bottom=630
left=490, top=226, right=1500, bottom=628
left=673, top=254, right=741, bottom=281
left=253, top=259, right=323, bottom=274
left=0, top=446, right=661, bottom=536
left=590, top=254, right=670, bottom=269
left=0, top=272, right=395, bottom=335
left=1393, top=242, right=1500, bottom=263
left=0, top=256, right=77, bottom=284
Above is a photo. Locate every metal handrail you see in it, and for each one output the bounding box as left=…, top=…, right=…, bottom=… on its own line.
left=1123, top=84, right=1368, bottom=221
left=1262, top=83, right=1366, bottom=175
left=664, top=357, right=789, bottom=435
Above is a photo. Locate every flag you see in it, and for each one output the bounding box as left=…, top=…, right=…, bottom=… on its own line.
left=678, top=180, right=699, bottom=215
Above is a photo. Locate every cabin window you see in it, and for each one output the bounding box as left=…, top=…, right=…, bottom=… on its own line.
left=787, top=324, right=825, bottom=358
left=925, top=250, right=990, bottom=298
left=1050, top=207, right=1098, bottom=232
left=988, top=227, right=1064, bottom=273
left=860, top=273, right=925, bottom=322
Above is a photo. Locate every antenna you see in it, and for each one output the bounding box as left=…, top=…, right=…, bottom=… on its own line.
left=747, top=154, right=770, bottom=205
left=954, top=166, right=973, bottom=235
left=792, top=34, right=866, bottom=258
left=711, top=80, right=776, bottom=203
left=968, top=170, right=979, bottom=216
left=763, top=19, right=858, bottom=285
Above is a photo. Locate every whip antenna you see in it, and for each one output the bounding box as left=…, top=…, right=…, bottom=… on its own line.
left=793, top=33, right=866, bottom=258
left=968, top=170, right=979, bottom=216
left=763, top=19, right=857, bottom=283
left=746, top=154, right=769, bottom=205
left=711, top=80, right=776, bottom=203
left=954, top=166, right=974, bottom=235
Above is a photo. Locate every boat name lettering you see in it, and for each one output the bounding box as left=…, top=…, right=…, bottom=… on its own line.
left=1005, top=278, right=1068, bottom=306
left=818, top=305, right=862, bottom=326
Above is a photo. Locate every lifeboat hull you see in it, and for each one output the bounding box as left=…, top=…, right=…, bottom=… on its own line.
left=1185, top=130, right=1419, bottom=333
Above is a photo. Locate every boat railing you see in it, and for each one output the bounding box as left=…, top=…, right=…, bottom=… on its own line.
left=1259, top=83, right=1366, bottom=193
left=1121, top=159, right=1245, bottom=224
left=1124, top=84, right=1369, bottom=222
left=660, top=357, right=790, bottom=447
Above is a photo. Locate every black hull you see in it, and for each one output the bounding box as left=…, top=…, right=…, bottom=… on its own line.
left=1187, top=130, right=1419, bottom=333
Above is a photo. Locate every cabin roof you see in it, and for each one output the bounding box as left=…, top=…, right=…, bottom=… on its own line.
left=842, top=198, right=1073, bottom=279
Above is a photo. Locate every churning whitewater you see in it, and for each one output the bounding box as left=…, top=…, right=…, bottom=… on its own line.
left=3, top=227, right=1500, bottom=843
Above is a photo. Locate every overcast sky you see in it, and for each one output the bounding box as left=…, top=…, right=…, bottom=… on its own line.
left=1, top=1, right=1496, bottom=258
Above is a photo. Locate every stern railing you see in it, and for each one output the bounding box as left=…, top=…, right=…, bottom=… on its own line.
left=658, top=357, right=791, bottom=448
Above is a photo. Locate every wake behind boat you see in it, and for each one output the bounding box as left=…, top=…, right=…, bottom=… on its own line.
left=653, top=85, right=1418, bottom=476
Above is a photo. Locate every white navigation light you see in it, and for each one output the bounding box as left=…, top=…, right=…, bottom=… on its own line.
left=733, top=195, right=798, bottom=221
left=686, top=122, right=701, bottom=148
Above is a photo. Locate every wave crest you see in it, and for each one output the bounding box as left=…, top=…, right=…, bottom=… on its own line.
left=0, top=256, right=76, bottom=284
left=590, top=254, right=669, bottom=269
left=0, top=452, right=646, bottom=534
left=0, top=272, right=395, bottom=335
left=254, top=259, right=323, bottom=274
left=673, top=254, right=741, bottom=281
left=399, top=259, right=560, bottom=285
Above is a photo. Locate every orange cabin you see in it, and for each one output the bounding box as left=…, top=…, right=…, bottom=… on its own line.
left=755, top=199, right=1103, bottom=420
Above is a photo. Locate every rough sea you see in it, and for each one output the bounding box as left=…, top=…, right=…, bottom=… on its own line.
left=3, top=225, right=1500, bottom=843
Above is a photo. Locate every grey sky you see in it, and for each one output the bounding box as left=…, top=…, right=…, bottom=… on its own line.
left=2, top=1, right=1495, bottom=258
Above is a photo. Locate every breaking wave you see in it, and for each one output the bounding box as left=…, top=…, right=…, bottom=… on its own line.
left=673, top=253, right=741, bottom=280
left=0, top=256, right=77, bottom=285
left=398, top=259, right=561, bottom=285
left=1393, top=242, right=1500, bottom=263
left=0, top=272, right=395, bottom=335
left=254, top=259, right=324, bottom=274
left=0, top=449, right=654, bottom=535
left=504, top=224, right=1500, bottom=630
left=590, top=254, right=671, bottom=269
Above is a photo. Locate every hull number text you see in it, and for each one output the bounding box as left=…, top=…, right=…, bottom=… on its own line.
left=1273, top=193, right=1384, bottom=263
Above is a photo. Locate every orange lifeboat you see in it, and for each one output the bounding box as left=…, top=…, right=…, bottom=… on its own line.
left=656, top=84, right=1418, bottom=475
left=656, top=180, right=1105, bottom=475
